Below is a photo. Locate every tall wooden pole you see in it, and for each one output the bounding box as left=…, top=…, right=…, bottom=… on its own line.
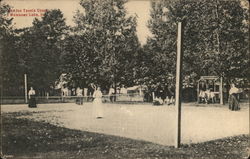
left=197, top=82, right=200, bottom=103
left=175, top=22, right=184, bottom=148
left=24, top=74, right=28, bottom=103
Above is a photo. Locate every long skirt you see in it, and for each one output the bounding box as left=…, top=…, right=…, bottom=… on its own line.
left=93, top=98, right=104, bottom=118
left=228, top=94, right=240, bottom=111
left=28, top=96, right=37, bottom=108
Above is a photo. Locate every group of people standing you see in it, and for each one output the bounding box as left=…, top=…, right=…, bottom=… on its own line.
left=108, top=84, right=128, bottom=102
left=27, top=81, right=242, bottom=116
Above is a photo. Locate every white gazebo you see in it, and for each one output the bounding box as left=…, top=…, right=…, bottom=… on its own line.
left=197, top=76, right=224, bottom=104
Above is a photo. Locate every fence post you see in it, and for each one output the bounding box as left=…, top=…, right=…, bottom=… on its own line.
left=220, top=77, right=223, bottom=104
left=197, top=82, right=200, bottom=103
left=24, top=74, right=28, bottom=103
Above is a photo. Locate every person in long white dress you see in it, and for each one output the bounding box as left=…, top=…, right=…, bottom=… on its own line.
left=93, top=87, right=104, bottom=118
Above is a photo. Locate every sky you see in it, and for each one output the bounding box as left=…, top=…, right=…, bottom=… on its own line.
left=3, top=0, right=152, bottom=44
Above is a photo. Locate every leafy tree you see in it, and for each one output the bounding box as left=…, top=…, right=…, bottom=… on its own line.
left=141, top=0, right=178, bottom=85
left=145, top=0, right=249, bottom=85
left=18, top=9, right=68, bottom=94
left=64, top=0, right=140, bottom=89
left=62, top=33, right=100, bottom=88
left=0, top=3, right=24, bottom=96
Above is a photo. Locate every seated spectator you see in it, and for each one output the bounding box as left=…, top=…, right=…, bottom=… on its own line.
left=153, top=97, right=163, bottom=106
left=199, top=90, right=207, bottom=103
left=205, top=89, right=215, bottom=104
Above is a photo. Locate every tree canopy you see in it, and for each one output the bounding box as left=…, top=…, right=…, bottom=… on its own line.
left=1, top=8, right=68, bottom=95
left=144, top=0, right=249, bottom=85
left=20, top=9, right=68, bottom=93
left=62, top=0, right=140, bottom=89
left=1, top=0, right=249, bottom=96
left=0, top=3, right=23, bottom=95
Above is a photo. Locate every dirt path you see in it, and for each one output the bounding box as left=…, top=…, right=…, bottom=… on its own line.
left=2, top=103, right=249, bottom=146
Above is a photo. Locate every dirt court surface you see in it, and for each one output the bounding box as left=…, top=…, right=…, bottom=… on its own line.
left=2, top=102, right=249, bottom=146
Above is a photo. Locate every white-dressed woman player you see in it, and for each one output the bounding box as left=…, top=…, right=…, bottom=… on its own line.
left=92, top=86, right=104, bottom=118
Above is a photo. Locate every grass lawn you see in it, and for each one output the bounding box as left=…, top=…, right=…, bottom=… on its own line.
left=1, top=112, right=249, bottom=159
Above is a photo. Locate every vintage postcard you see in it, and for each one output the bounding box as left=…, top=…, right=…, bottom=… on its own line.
left=0, top=0, right=249, bottom=158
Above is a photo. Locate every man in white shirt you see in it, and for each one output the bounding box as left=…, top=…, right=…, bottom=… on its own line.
left=120, top=85, right=127, bottom=94
left=109, top=85, right=115, bottom=102
left=76, top=87, right=83, bottom=105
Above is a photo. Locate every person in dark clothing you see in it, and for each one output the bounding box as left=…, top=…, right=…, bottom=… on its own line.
left=160, top=84, right=167, bottom=104
left=28, top=87, right=37, bottom=108
left=153, top=84, right=164, bottom=105
left=109, top=85, right=116, bottom=102
left=155, top=84, right=161, bottom=99
left=143, top=85, right=151, bottom=102
left=87, top=83, right=95, bottom=102
left=147, top=85, right=154, bottom=102
left=229, top=84, right=240, bottom=111
left=167, top=84, right=175, bottom=105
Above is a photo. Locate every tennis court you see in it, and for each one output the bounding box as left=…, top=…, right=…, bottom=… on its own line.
left=2, top=102, right=249, bottom=145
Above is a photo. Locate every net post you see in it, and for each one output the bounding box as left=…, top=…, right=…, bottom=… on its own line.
left=175, top=22, right=184, bottom=148
left=24, top=74, right=28, bottom=103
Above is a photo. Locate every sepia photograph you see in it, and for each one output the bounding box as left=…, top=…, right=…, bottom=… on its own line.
left=0, top=0, right=249, bottom=158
